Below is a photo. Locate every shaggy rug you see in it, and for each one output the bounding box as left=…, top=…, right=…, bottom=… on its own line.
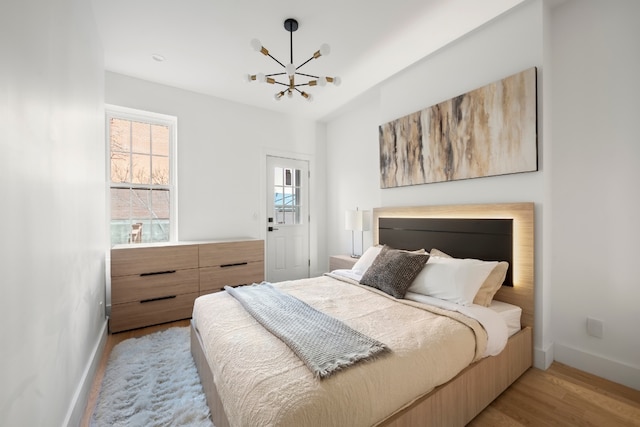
left=91, top=327, right=214, bottom=427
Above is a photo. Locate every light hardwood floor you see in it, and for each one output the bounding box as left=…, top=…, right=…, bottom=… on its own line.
left=470, top=362, right=640, bottom=426
left=82, top=321, right=640, bottom=426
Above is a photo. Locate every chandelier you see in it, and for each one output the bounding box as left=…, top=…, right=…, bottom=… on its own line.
left=246, top=18, right=341, bottom=102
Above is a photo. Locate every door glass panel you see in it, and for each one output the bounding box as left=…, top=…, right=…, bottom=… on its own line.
left=274, top=167, right=302, bottom=225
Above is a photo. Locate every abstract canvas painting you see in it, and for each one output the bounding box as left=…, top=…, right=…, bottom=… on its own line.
left=379, top=67, right=537, bottom=188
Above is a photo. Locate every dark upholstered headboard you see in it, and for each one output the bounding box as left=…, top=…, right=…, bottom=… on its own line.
left=378, top=217, right=513, bottom=286
left=372, top=203, right=535, bottom=329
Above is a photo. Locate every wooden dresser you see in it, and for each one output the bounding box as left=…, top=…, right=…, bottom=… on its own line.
left=110, top=239, right=264, bottom=333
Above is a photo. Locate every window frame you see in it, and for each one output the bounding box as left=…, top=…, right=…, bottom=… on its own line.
left=106, top=104, right=178, bottom=245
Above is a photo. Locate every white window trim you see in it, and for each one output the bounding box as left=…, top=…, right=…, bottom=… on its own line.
left=105, top=104, right=178, bottom=244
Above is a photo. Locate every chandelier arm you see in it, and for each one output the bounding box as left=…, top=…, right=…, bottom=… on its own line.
left=266, top=72, right=287, bottom=77
left=296, top=56, right=317, bottom=70
left=295, top=72, right=319, bottom=79
left=265, top=53, right=286, bottom=68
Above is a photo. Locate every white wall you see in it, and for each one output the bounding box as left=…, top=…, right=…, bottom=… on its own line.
left=549, top=0, right=640, bottom=389
left=325, top=90, right=383, bottom=257
left=326, top=0, right=549, bottom=365
left=105, top=73, right=328, bottom=277
left=0, top=0, right=107, bottom=425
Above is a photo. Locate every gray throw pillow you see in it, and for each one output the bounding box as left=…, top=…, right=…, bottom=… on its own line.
left=360, top=246, right=428, bottom=298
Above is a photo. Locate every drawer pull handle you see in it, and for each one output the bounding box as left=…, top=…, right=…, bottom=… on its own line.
left=140, top=270, right=177, bottom=277
left=220, top=282, right=252, bottom=292
left=220, top=262, right=248, bottom=268
left=140, top=295, right=177, bottom=303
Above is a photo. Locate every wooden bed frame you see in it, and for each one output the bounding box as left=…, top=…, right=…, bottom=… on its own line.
left=191, top=202, right=534, bottom=427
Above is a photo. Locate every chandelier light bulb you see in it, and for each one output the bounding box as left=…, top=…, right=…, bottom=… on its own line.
left=250, top=39, right=262, bottom=51
left=257, top=73, right=266, bottom=83
left=285, top=63, right=296, bottom=76
left=319, top=44, right=331, bottom=56
left=245, top=74, right=254, bottom=83
left=318, top=77, right=327, bottom=87
left=333, top=76, right=342, bottom=86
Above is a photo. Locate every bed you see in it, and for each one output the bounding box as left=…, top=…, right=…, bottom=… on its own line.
left=191, top=203, right=534, bottom=426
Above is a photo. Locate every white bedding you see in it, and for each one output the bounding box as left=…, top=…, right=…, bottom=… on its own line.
left=403, top=292, right=508, bottom=357
left=331, top=269, right=519, bottom=357
left=488, top=299, right=522, bottom=337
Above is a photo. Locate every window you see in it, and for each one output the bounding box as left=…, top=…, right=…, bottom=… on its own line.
left=107, top=106, right=177, bottom=245
left=273, top=167, right=302, bottom=225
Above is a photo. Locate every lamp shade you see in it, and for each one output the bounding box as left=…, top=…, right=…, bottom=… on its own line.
left=345, top=210, right=370, bottom=231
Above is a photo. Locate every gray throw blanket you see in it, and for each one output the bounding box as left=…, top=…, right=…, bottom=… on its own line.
left=224, top=282, right=389, bottom=379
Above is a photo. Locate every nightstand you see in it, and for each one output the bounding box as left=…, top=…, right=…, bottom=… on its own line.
left=329, top=254, right=358, bottom=271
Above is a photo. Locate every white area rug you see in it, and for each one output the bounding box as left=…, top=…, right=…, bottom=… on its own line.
left=91, top=327, right=214, bottom=427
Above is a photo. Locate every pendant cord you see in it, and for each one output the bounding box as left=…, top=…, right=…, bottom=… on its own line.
left=289, top=29, right=293, bottom=65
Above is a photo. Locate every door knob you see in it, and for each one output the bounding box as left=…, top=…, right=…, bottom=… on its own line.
left=268, top=226, right=279, bottom=232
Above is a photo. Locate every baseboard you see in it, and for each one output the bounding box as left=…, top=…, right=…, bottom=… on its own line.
left=534, top=341, right=554, bottom=370
left=554, top=342, right=640, bottom=391
left=63, top=318, right=109, bottom=427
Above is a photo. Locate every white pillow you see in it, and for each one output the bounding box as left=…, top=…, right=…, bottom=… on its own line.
left=351, top=246, right=382, bottom=275
left=407, top=256, right=498, bottom=306
left=351, top=246, right=426, bottom=275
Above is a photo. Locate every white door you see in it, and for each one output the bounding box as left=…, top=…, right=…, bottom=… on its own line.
left=266, top=156, right=310, bottom=282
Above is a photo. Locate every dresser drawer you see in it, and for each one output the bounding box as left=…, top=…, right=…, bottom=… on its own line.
left=111, top=268, right=199, bottom=305
left=199, top=240, right=263, bottom=268
left=199, top=261, right=264, bottom=293
left=111, top=245, right=199, bottom=277
left=109, top=291, right=199, bottom=333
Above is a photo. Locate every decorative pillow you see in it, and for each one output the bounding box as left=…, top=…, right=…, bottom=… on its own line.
left=407, top=255, right=498, bottom=306
left=353, top=246, right=426, bottom=276
left=429, top=248, right=451, bottom=258
left=359, top=246, right=428, bottom=299
left=351, top=245, right=382, bottom=275
left=429, top=248, right=509, bottom=306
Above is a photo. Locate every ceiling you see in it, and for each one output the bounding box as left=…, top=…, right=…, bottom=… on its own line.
left=91, top=0, right=525, bottom=121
